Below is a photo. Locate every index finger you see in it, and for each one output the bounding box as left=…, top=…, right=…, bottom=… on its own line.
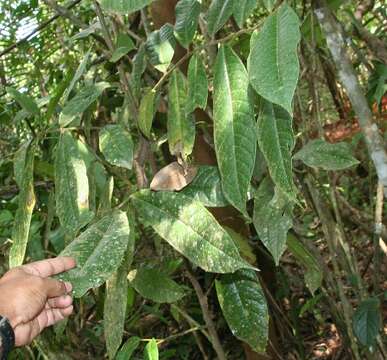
left=22, top=257, right=76, bottom=278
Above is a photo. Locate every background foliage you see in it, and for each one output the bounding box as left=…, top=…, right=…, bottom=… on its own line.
left=0, top=0, right=386, bottom=359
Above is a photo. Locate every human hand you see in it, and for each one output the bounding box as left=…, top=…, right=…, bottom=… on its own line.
left=0, top=257, right=76, bottom=346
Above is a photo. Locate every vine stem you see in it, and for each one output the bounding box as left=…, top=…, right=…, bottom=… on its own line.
left=185, top=267, right=227, bottom=360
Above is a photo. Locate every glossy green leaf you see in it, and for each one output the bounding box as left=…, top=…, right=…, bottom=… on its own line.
left=144, top=339, right=158, bottom=360
left=9, top=142, right=36, bottom=268
left=111, top=34, right=135, bottom=63
left=116, top=337, right=141, bottom=360
left=253, top=178, right=293, bottom=265
left=167, top=69, right=195, bottom=159
left=186, top=54, right=208, bottom=114
left=58, top=210, right=130, bottom=297
left=207, top=0, right=234, bottom=36
left=180, top=166, right=228, bottom=207
left=216, top=269, right=269, bottom=353
left=104, top=211, right=135, bottom=359
left=130, top=190, right=250, bottom=273
left=6, top=87, right=40, bottom=117
left=248, top=4, right=300, bottom=114
left=62, top=50, right=91, bottom=102
left=174, top=0, right=201, bottom=48
left=55, top=132, right=94, bottom=237
left=213, top=45, right=256, bottom=215
left=294, top=139, right=359, bottom=171
left=233, top=0, right=257, bottom=28
left=99, top=0, right=155, bottom=14
left=99, top=124, right=134, bottom=170
left=287, top=233, right=322, bottom=295
left=257, top=99, right=296, bottom=201
left=59, top=82, right=110, bottom=127
left=146, top=24, right=175, bottom=73
left=353, top=298, right=381, bottom=346
left=138, top=89, right=157, bottom=138
left=128, top=267, right=186, bottom=303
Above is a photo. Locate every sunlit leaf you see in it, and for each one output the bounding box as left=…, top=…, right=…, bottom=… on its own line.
left=99, top=124, right=134, bottom=170
left=55, top=132, right=94, bottom=237
left=174, top=0, right=201, bottom=48
left=167, top=69, right=195, bottom=159
left=138, top=89, right=158, bottom=138
left=130, top=190, right=251, bottom=273
left=144, top=339, right=158, bottom=360
left=216, top=269, right=269, bottom=353
left=9, top=142, right=36, bottom=267
left=248, top=4, right=300, bottom=114
left=58, top=210, right=130, bottom=297
left=128, top=267, right=186, bottom=303
left=213, top=45, right=256, bottom=215
left=294, top=139, right=359, bottom=171
left=186, top=54, right=208, bottom=114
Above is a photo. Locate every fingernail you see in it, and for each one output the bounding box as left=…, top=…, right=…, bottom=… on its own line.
left=65, top=282, right=73, bottom=293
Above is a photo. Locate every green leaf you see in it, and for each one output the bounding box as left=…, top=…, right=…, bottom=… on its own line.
left=6, top=87, right=40, bottom=117
left=144, top=339, right=158, bottom=360
left=62, top=50, right=91, bottom=103
left=180, top=166, right=229, bottom=207
left=260, top=0, right=274, bottom=11
left=213, top=45, right=256, bottom=216
left=146, top=24, right=175, bottom=73
left=128, top=267, right=186, bottom=303
left=130, top=190, right=250, bottom=273
left=132, top=44, right=147, bottom=98
left=186, top=54, right=208, bottom=114
left=59, top=82, right=110, bottom=127
left=167, top=69, right=195, bottom=159
left=257, top=99, right=296, bottom=200
left=116, top=337, right=141, bottom=360
left=248, top=4, right=300, bottom=114
left=9, top=142, right=36, bottom=268
left=14, top=140, right=30, bottom=188
left=58, top=210, right=130, bottom=297
left=99, top=124, right=134, bottom=170
left=216, top=269, right=269, bottom=353
left=286, top=233, right=322, bottom=295
left=138, top=89, right=158, bottom=138
left=174, top=0, right=201, bottom=48
left=104, top=211, right=135, bottom=359
left=99, top=0, right=155, bottom=14
left=253, top=178, right=293, bottom=265
left=294, top=139, right=359, bottom=171
left=110, top=33, right=135, bottom=63
left=55, top=132, right=94, bottom=237
left=233, top=0, right=257, bottom=28
left=353, top=298, right=381, bottom=347
left=207, top=0, right=234, bottom=36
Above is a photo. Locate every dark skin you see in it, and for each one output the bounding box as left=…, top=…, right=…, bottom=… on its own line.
left=0, top=257, right=76, bottom=346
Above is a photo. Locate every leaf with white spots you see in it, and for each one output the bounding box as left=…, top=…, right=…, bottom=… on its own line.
left=213, top=45, right=257, bottom=216
left=216, top=269, right=269, bottom=353
left=58, top=210, right=130, bottom=297
left=130, top=190, right=251, bottom=273
left=174, top=0, right=201, bottom=49
left=9, top=141, right=36, bottom=268
left=186, top=54, right=208, bottom=114
left=55, top=132, right=94, bottom=237
left=99, top=124, right=134, bottom=170
left=128, top=267, right=186, bottom=303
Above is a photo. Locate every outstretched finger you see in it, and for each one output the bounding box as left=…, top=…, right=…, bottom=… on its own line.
left=43, top=278, right=71, bottom=298
left=47, top=295, right=73, bottom=309
left=22, top=257, right=76, bottom=278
